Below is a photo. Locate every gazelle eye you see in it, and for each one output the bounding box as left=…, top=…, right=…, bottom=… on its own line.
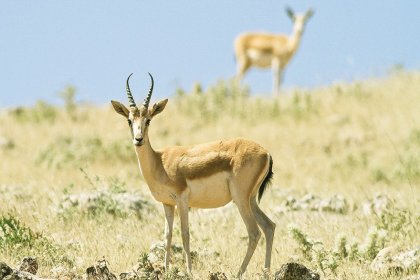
left=127, top=119, right=132, bottom=126
left=145, top=119, right=151, bottom=126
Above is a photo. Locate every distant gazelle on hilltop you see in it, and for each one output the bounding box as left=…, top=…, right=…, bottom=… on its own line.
left=234, top=7, right=314, bottom=96
left=111, top=73, right=275, bottom=278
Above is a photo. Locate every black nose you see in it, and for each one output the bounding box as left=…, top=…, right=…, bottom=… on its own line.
left=135, top=137, right=143, bottom=142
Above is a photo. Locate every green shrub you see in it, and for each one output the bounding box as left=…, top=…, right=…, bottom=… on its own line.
left=288, top=225, right=341, bottom=275
left=391, top=129, right=420, bottom=183
left=9, top=100, right=57, bottom=123
left=0, top=214, right=37, bottom=248
left=360, top=228, right=387, bottom=261
left=175, top=79, right=250, bottom=122
left=0, top=214, right=74, bottom=266
left=163, top=267, right=191, bottom=280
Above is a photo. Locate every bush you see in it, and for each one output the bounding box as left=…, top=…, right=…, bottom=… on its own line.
left=0, top=214, right=74, bottom=266
left=9, top=100, right=57, bottom=123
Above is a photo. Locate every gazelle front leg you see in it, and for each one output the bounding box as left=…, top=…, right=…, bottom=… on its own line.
left=163, top=204, right=175, bottom=270
left=272, top=59, right=283, bottom=96
left=236, top=57, right=251, bottom=84
left=177, top=196, right=192, bottom=274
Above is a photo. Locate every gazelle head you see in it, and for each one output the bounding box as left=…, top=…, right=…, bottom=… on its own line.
left=286, top=7, right=314, bottom=35
left=111, top=73, right=168, bottom=147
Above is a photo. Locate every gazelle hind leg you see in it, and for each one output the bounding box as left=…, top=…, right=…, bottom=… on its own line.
left=163, top=204, right=175, bottom=270
left=250, top=197, right=276, bottom=271
left=235, top=197, right=261, bottom=278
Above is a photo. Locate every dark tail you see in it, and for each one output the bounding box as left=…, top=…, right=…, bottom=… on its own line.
left=258, top=155, right=273, bottom=203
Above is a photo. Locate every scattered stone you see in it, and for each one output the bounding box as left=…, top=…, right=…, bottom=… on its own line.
left=3, top=270, right=40, bottom=280
left=18, top=257, right=38, bottom=275
left=208, top=271, right=228, bottom=280
left=1, top=259, right=53, bottom=280
left=0, top=262, right=13, bottom=279
left=118, top=271, right=139, bottom=280
left=362, top=193, right=394, bottom=216
left=58, top=190, right=155, bottom=218
left=318, top=195, right=349, bottom=213
left=50, top=265, right=76, bottom=280
left=370, top=246, right=402, bottom=274
left=394, top=246, right=420, bottom=271
left=276, top=193, right=349, bottom=214
left=85, top=258, right=116, bottom=280
left=371, top=246, right=420, bottom=275
left=275, top=263, right=320, bottom=280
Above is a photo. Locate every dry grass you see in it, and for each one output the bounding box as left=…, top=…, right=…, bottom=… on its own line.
left=0, top=71, right=419, bottom=279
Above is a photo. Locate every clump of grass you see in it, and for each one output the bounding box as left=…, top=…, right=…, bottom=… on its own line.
left=288, top=225, right=318, bottom=259
left=57, top=85, right=89, bottom=122
left=374, top=206, right=418, bottom=243
left=288, top=225, right=386, bottom=276
left=360, top=228, right=387, bottom=261
left=348, top=241, right=361, bottom=262
left=175, top=79, right=322, bottom=125
left=58, top=170, right=154, bottom=221
left=9, top=100, right=57, bottom=123
left=289, top=203, right=417, bottom=276
left=163, top=267, right=191, bottom=280
left=371, top=128, right=420, bottom=186
left=287, top=90, right=319, bottom=120
left=125, top=251, right=190, bottom=280
left=392, top=128, right=420, bottom=183
left=58, top=86, right=77, bottom=119
left=0, top=214, right=74, bottom=267
left=36, top=136, right=135, bottom=169
left=333, top=234, right=348, bottom=259
left=135, top=252, right=162, bottom=279
left=175, top=79, right=250, bottom=122
left=0, top=214, right=37, bottom=248
left=288, top=225, right=339, bottom=275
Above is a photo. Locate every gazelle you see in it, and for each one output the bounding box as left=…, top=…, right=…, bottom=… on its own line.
left=111, top=73, right=275, bottom=277
left=234, top=7, right=314, bottom=96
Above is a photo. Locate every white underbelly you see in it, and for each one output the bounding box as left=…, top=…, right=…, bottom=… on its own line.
left=187, top=172, right=232, bottom=208
left=246, top=49, right=273, bottom=67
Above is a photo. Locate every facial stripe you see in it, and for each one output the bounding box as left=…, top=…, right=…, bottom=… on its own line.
left=127, top=119, right=134, bottom=138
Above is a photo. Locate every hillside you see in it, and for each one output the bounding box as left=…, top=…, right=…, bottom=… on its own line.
left=0, top=71, right=419, bottom=279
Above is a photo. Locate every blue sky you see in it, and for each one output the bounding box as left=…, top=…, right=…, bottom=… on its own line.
left=1, top=1, right=419, bottom=107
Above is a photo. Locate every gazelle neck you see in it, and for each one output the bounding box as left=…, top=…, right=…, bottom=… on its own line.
left=288, top=26, right=304, bottom=53
left=134, top=136, right=163, bottom=185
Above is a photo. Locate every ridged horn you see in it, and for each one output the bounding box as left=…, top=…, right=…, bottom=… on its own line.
left=126, top=73, right=136, bottom=107
left=142, top=72, right=154, bottom=108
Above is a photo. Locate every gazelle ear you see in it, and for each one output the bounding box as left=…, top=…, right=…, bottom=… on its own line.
left=111, top=100, right=129, bottom=118
left=149, top=99, right=168, bottom=118
left=306, top=9, right=314, bottom=19
left=285, top=6, right=294, bottom=19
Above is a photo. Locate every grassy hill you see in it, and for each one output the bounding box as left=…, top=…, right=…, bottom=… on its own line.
left=0, top=71, right=419, bottom=279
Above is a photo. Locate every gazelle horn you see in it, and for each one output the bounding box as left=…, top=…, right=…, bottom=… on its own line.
left=126, top=73, right=136, bottom=108
left=143, top=72, right=154, bottom=108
